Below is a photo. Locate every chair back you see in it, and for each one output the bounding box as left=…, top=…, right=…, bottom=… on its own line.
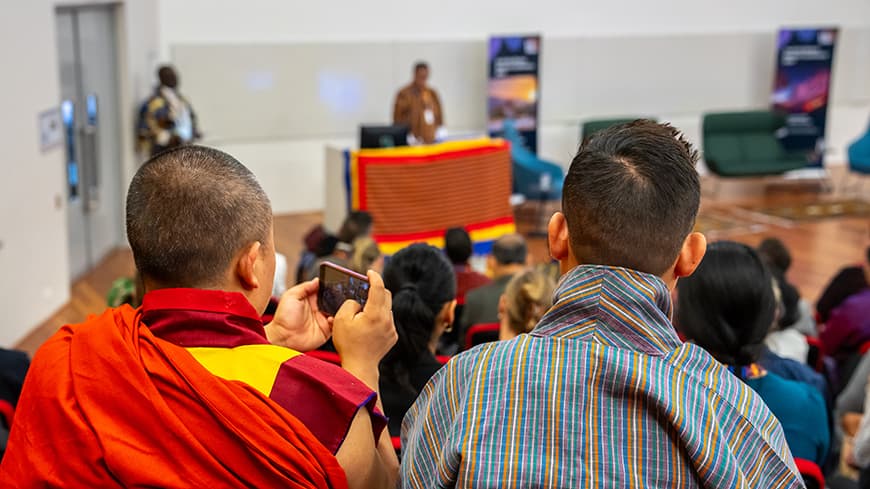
left=502, top=119, right=564, bottom=199
left=805, top=336, right=826, bottom=373
left=464, top=323, right=501, bottom=350
left=848, top=123, right=870, bottom=174
left=794, top=458, right=824, bottom=489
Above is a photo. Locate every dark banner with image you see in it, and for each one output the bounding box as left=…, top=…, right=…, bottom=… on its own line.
left=771, top=27, right=838, bottom=167
left=487, top=35, right=540, bottom=154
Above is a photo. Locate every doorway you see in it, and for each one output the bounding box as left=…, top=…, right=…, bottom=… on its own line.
left=56, top=5, right=124, bottom=280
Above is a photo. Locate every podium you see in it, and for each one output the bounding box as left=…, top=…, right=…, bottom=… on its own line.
left=325, top=138, right=515, bottom=255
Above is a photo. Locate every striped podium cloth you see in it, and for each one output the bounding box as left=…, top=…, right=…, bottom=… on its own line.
left=344, top=138, right=515, bottom=255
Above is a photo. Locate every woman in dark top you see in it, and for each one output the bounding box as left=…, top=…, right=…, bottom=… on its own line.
left=676, top=241, right=830, bottom=466
left=380, top=243, right=457, bottom=436
left=816, top=246, right=870, bottom=323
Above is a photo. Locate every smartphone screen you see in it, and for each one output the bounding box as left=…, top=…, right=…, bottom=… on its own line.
left=317, top=262, right=370, bottom=316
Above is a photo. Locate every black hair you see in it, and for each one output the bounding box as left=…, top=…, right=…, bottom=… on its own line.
left=381, top=244, right=456, bottom=392
left=157, top=65, right=177, bottom=88
left=445, top=227, right=473, bottom=265
left=315, top=235, right=339, bottom=258
left=866, top=245, right=870, bottom=264
left=757, top=238, right=800, bottom=328
left=127, top=145, right=271, bottom=288
left=492, top=234, right=527, bottom=266
left=413, top=61, right=429, bottom=73
left=757, top=237, right=792, bottom=274
left=563, top=120, right=700, bottom=275
left=337, top=211, right=373, bottom=244
left=676, top=241, right=776, bottom=366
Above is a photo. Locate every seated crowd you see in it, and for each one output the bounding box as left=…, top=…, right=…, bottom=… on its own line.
left=0, top=121, right=868, bottom=488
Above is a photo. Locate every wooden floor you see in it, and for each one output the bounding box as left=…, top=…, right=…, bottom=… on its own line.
left=15, top=173, right=869, bottom=357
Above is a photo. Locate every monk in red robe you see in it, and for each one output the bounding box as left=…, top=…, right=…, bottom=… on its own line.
left=1, top=146, right=399, bottom=488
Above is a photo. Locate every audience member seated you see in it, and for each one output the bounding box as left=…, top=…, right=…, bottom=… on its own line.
left=817, top=246, right=870, bottom=324
left=758, top=344, right=830, bottom=405
left=441, top=227, right=491, bottom=353
left=295, top=224, right=327, bottom=284
left=819, top=247, right=870, bottom=379
left=0, top=146, right=399, bottom=488
left=304, top=235, right=350, bottom=281
left=445, top=227, right=491, bottom=302
left=379, top=244, right=456, bottom=437
left=838, top=352, right=870, bottom=432
left=459, top=234, right=527, bottom=345
left=350, top=236, right=383, bottom=275
left=846, top=367, right=870, bottom=487
left=303, top=211, right=374, bottom=282
left=401, top=121, right=803, bottom=487
left=337, top=211, right=374, bottom=245
left=677, top=241, right=830, bottom=466
left=498, top=268, right=555, bottom=341
left=758, top=238, right=817, bottom=342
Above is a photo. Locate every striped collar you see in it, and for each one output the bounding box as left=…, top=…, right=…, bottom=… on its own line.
left=532, top=265, right=682, bottom=355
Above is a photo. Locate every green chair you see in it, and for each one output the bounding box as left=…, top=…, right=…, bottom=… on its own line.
left=701, top=111, right=809, bottom=177
left=581, top=118, right=651, bottom=142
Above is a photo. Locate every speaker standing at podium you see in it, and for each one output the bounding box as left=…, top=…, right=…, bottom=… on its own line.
left=393, top=61, right=444, bottom=144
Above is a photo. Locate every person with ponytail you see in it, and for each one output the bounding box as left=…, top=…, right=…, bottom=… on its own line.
left=676, top=240, right=830, bottom=466
left=498, top=268, right=556, bottom=341
left=380, top=243, right=457, bottom=436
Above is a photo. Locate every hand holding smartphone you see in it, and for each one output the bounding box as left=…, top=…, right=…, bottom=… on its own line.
left=317, top=262, right=371, bottom=317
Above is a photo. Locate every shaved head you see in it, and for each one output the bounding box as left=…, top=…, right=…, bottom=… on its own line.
left=126, top=145, right=272, bottom=289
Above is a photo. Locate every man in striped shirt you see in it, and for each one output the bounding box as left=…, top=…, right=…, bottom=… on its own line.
left=401, top=121, right=805, bottom=488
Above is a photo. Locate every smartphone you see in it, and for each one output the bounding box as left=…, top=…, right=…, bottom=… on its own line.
left=317, top=262, right=370, bottom=316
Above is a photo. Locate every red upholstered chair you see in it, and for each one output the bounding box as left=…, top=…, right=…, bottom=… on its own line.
left=464, top=323, right=500, bottom=350
left=306, top=350, right=342, bottom=366
left=435, top=355, right=451, bottom=365
left=794, top=458, right=824, bottom=489
left=805, top=336, right=826, bottom=373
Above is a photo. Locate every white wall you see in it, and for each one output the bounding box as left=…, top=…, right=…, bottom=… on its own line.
left=0, top=0, right=69, bottom=347
left=159, top=0, right=870, bottom=214
left=158, top=0, right=870, bottom=52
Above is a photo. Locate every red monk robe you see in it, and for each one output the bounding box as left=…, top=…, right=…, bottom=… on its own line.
left=0, top=305, right=348, bottom=488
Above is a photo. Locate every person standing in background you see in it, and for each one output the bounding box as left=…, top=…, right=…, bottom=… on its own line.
left=392, top=62, right=443, bottom=144
left=137, top=65, right=201, bottom=157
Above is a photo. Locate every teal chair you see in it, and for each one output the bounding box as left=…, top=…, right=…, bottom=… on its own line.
left=581, top=118, right=651, bottom=142
left=847, top=121, right=870, bottom=176
left=502, top=119, right=563, bottom=200
left=701, top=111, right=808, bottom=177
left=845, top=119, right=870, bottom=193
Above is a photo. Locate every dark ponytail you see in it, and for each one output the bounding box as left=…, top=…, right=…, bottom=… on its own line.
left=381, top=244, right=456, bottom=392
left=675, top=241, right=777, bottom=368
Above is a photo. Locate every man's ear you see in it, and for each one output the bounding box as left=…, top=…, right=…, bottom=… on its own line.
left=236, top=241, right=262, bottom=291
left=548, top=212, right=570, bottom=262
left=673, top=232, right=707, bottom=279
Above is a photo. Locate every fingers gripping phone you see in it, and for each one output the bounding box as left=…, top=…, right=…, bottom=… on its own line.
left=317, top=262, right=370, bottom=317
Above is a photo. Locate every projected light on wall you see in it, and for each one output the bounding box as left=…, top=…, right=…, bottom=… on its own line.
left=318, top=72, right=363, bottom=115
left=245, top=71, right=275, bottom=92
